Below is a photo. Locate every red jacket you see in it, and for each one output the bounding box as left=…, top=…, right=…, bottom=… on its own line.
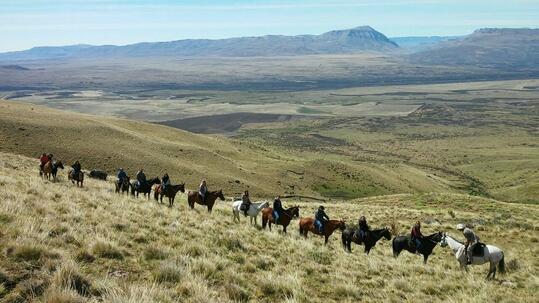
left=411, top=224, right=423, bottom=239
left=39, top=155, right=49, bottom=165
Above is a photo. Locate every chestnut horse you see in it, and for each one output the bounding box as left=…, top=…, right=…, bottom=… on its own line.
left=299, top=218, right=346, bottom=244
left=187, top=189, right=225, bottom=212
left=154, top=183, right=185, bottom=207
left=42, top=161, right=64, bottom=181
left=261, top=206, right=300, bottom=233
left=68, top=169, right=84, bottom=187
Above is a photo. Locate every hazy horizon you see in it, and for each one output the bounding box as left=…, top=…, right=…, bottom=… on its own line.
left=1, top=0, right=538, bottom=52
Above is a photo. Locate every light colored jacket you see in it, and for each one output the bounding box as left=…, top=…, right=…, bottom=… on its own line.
left=463, top=228, right=479, bottom=243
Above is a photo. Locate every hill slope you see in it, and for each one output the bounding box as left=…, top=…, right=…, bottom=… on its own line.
left=0, top=152, right=536, bottom=302
left=409, top=28, right=539, bottom=68
left=0, top=26, right=397, bottom=61
left=0, top=100, right=463, bottom=199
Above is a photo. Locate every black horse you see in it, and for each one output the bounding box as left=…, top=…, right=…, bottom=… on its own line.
left=392, top=231, right=443, bottom=264
left=115, top=176, right=131, bottom=195
left=51, top=161, right=64, bottom=180
left=342, top=227, right=392, bottom=254
left=131, top=177, right=160, bottom=199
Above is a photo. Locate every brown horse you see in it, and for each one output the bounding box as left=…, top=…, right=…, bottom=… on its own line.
left=299, top=218, right=346, bottom=244
left=68, top=169, right=84, bottom=187
left=261, top=206, right=300, bottom=233
left=154, top=183, right=185, bottom=207
left=42, top=161, right=64, bottom=181
left=187, top=190, right=225, bottom=212
left=115, top=176, right=131, bottom=195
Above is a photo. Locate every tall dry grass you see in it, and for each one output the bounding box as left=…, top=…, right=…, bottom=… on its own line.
left=0, top=152, right=537, bottom=302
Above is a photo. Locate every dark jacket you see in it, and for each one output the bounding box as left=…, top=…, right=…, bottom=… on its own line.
left=72, top=162, right=81, bottom=172
left=162, top=174, right=170, bottom=185
left=359, top=219, right=370, bottom=232
left=315, top=209, right=329, bottom=222
left=136, top=171, right=146, bottom=183
left=273, top=198, right=283, bottom=213
left=117, top=170, right=127, bottom=180
left=242, top=194, right=251, bottom=205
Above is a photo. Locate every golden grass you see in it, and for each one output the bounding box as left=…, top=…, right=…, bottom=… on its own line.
left=0, top=152, right=537, bottom=302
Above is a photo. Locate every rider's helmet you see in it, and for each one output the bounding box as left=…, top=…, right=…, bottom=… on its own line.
left=456, top=223, right=466, bottom=230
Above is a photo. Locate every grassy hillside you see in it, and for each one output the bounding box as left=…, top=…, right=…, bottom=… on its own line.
left=0, top=100, right=461, bottom=200
left=0, top=153, right=537, bottom=302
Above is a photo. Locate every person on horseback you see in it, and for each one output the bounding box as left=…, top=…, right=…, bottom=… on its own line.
left=39, top=153, right=49, bottom=172
left=457, top=223, right=480, bottom=264
left=357, top=215, right=370, bottom=242
left=273, top=196, right=283, bottom=223
left=199, top=179, right=208, bottom=203
left=241, top=190, right=252, bottom=217
left=48, top=154, right=54, bottom=163
left=136, top=169, right=146, bottom=187
left=315, top=205, right=329, bottom=233
left=411, top=221, right=424, bottom=254
left=71, top=160, right=81, bottom=178
left=162, top=172, right=170, bottom=191
left=117, top=168, right=127, bottom=183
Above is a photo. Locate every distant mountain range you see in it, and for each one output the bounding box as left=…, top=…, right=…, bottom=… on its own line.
left=0, top=26, right=398, bottom=60
left=0, top=26, right=537, bottom=71
left=409, top=28, right=539, bottom=68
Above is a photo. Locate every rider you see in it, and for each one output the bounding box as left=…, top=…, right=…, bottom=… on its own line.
left=199, top=179, right=208, bottom=203
left=457, top=223, right=480, bottom=264
left=357, top=216, right=370, bottom=243
left=162, top=172, right=170, bottom=191
left=117, top=168, right=127, bottom=185
left=273, top=196, right=283, bottom=222
left=136, top=169, right=146, bottom=187
left=315, top=205, right=329, bottom=233
left=411, top=220, right=424, bottom=253
left=71, top=161, right=81, bottom=177
left=39, top=153, right=49, bottom=172
left=241, top=190, right=252, bottom=217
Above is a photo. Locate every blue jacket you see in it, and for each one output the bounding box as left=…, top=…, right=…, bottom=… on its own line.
left=315, top=209, right=329, bottom=222
left=117, top=170, right=127, bottom=179
left=273, top=199, right=283, bottom=213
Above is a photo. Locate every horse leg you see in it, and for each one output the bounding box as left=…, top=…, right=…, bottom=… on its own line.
left=423, top=254, right=429, bottom=265
left=268, top=222, right=272, bottom=232
left=324, top=235, right=329, bottom=245
left=283, top=225, right=288, bottom=234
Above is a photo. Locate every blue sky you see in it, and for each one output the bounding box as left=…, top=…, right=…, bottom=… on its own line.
left=1, top=0, right=538, bottom=52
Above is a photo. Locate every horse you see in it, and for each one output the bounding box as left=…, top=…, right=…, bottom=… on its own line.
left=232, top=200, right=270, bottom=225
left=299, top=218, right=345, bottom=244
left=115, top=176, right=131, bottom=195
left=261, top=206, right=300, bottom=233
left=131, top=177, right=161, bottom=199
left=440, top=233, right=505, bottom=279
left=154, top=183, right=185, bottom=207
left=68, top=169, right=84, bottom=187
left=187, top=190, right=225, bottom=212
left=392, top=232, right=443, bottom=264
left=42, top=161, right=64, bottom=181
left=341, top=227, right=392, bottom=254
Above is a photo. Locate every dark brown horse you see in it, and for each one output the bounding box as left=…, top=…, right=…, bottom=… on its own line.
left=299, top=218, right=346, bottom=244
left=342, top=227, right=392, bottom=254
left=131, top=177, right=161, bottom=199
left=115, top=176, right=131, bottom=195
left=42, top=161, right=64, bottom=181
left=187, top=190, right=225, bottom=212
left=154, top=183, right=185, bottom=207
left=68, top=169, right=84, bottom=187
left=261, top=206, right=300, bottom=233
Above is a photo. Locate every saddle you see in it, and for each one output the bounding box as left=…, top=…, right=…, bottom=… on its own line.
left=472, top=242, right=486, bottom=257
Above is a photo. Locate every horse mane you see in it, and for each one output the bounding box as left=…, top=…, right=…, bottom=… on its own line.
left=446, top=234, right=464, bottom=245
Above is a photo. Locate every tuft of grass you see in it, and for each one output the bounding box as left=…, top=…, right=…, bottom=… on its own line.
left=52, top=261, right=92, bottom=297
left=91, top=241, right=123, bottom=260
left=153, top=263, right=183, bottom=283
left=143, top=247, right=168, bottom=261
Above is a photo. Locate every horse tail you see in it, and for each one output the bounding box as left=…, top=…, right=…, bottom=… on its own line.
left=341, top=231, right=347, bottom=249
left=498, top=253, right=505, bottom=274
left=392, top=238, right=399, bottom=257
left=154, top=188, right=159, bottom=201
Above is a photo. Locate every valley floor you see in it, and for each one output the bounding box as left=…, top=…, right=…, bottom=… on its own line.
left=0, top=153, right=537, bottom=302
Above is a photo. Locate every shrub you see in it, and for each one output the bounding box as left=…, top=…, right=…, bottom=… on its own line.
left=143, top=247, right=167, bottom=261
left=92, top=242, right=123, bottom=260
left=53, top=261, right=92, bottom=296
left=154, top=263, right=182, bottom=283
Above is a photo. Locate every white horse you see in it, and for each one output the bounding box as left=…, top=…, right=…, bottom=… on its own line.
left=440, top=233, right=505, bottom=279
left=232, top=200, right=270, bottom=225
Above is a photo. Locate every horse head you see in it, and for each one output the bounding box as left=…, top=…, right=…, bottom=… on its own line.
left=382, top=227, right=392, bottom=240
left=291, top=206, right=300, bottom=218
left=179, top=183, right=186, bottom=193
left=216, top=190, right=225, bottom=201
left=56, top=161, right=64, bottom=169
left=338, top=220, right=346, bottom=231
left=440, top=232, right=448, bottom=247
left=431, top=231, right=444, bottom=243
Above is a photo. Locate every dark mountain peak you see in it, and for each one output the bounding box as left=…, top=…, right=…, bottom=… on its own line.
left=320, top=26, right=398, bottom=48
